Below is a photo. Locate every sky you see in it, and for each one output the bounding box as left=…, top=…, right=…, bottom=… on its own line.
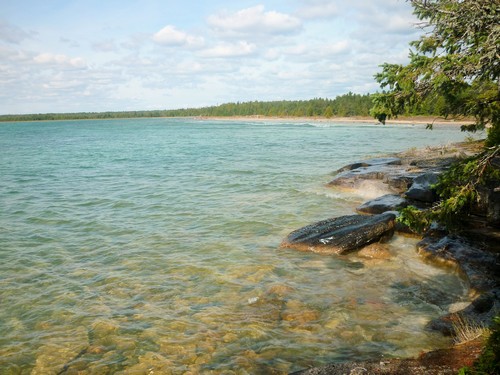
left=0, top=0, right=422, bottom=114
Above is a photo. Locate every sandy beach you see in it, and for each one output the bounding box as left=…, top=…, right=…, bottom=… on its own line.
left=193, top=115, right=475, bottom=126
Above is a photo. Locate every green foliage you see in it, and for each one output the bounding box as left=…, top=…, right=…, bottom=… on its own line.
left=485, top=111, right=500, bottom=148
left=398, top=146, right=500, bottom=233
left=435, top=146, right=500, bottom=226
left=371, top=0, right=500, bottom=145
left=0, top=94, right=375, bottom=122
left=397, top=205, right=433, bottom=234
left=458, top=315, right=500, bottom=375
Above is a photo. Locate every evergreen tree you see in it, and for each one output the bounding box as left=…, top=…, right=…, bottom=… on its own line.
left=371, top=0, right=499, bottom=146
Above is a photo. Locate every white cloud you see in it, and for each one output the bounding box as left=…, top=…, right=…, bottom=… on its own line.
left=207, top=5, right=302, bottom=37
left=342, top=0, right=419, bottom=38
left=42, top=78, right=84, bottom=91
left=33, top=53, right=88, bottom=69
left=323, top=40, right=350, bottom=55
left=200, top=41, right=257, bottom=58
left=0, top=0, right=423, bottom=114
left=0, top=45, right=32, bottom=63
left=264, top=40, right=350, bottom=63
left=384, top=14, right=418, bottom=34
left=297, top=1, right=339, bottom=20
left=152, top=25, right=204, bottom=47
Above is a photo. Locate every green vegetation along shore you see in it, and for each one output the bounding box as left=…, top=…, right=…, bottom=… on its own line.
left=1, top=92, right=451, bottom=123
left=0, top=94, right=371, bottom=122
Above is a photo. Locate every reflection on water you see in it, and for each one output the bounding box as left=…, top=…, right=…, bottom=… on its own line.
left=0, top=119, right=470, bottom=373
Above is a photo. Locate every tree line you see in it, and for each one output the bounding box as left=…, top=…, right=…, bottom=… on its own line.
left=0, top=93, right=383, bottom=122
left=0, top=90, right=464, bottom=123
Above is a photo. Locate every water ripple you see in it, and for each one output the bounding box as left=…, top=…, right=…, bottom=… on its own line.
left=0, top=118, right=470, bottom=373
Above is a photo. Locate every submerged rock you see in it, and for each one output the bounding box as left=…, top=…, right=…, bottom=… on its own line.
left=356, top=194, right=409, bottom=215
left=356, top=243, right=392, bottom=259
left=266, top=284, right=295, bottom=297
left=281, top=213, right=396, bottom=255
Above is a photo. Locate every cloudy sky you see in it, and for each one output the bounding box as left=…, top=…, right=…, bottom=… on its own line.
left=0, top=0, right=421, bottom=114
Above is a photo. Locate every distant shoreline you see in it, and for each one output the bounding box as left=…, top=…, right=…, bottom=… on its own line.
left=0, top=114, right=474, bottom=126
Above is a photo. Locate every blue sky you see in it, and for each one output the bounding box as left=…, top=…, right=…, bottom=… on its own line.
left=0, top=0, right=421, bottom=114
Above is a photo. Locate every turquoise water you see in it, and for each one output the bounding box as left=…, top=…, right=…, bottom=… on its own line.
left=0, top=118, right=472, bottom=373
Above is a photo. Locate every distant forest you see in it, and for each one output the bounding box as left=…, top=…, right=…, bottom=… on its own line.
left=0, top=92, right=444, bottom=122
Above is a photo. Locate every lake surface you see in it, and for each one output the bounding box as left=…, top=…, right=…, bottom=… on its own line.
left=0, top=118, right=474, bottom=373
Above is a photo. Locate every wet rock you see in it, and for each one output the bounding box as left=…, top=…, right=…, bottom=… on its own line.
left=335, top=157, right=402, bottom=173
left=290, top=338, right=484, bottom=375
left=356, top=194, right=409, bottom=215
left=394, top=220, right=419, bottom=236
left=281, top=300, right=321, bottom=326
left=417, top=236, right=500, bottom=293
left=31, top=326, right=88, bottom=375
left=448, top=301, right=472, bottom=314
left=471, top=292, right=496, bottom=313
left=266, top=284, right=295, bottom=297
left=404, top=173, right=440, bottom=203
left=474, top=184, right=500, bottom=225
left=426, top=316, right=455, bottom=336
left=329, top=158, right=420, bottom=196
left=90, top=319, right=119, bottom=340
left=356, top=243, right=392, bottom=259
left=428, top=291, right=500, bottom=336
left=418, top=235, right=500, bottom=335
left=324, top=318, right=342, bottom=330
left=390, top=279, right=458, bottom=310
left=281, top=310, right=320, bottom=325
left=329, top=166, right=398, bottom=191
left=281, top=213, right=396, bottom=255
left=387, top=174, right=416, bottom=193
left=118, top=352, right=174, bottom=374
left=242, top=295, right=284, bottom=322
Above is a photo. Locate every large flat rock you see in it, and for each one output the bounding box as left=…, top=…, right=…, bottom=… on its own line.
left=281, top=213, right=396, bottom=255
left=328, top=158, right=416, bottom=195
left=356, top=194, right=409, bottom=215
left=335, top=157, right=402, bottom=173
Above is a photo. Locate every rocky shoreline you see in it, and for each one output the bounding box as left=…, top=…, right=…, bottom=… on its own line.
left=283, top=141, right=500, bottom=374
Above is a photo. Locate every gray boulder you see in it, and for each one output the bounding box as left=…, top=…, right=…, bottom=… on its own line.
left=281, top=213, right=396, bottom=255
left=356, top=194, right=409, bottom=215
left=404, top=172, right=440, bottom=203
left=474, top=185, right=500, bottom=225
left=417, top=235, right=500, bottom=293
left=334, top=157, right=402, bottom=173
left=328, top=157, right=415, bottom=194
left=418, top=235, right=500, bottom=335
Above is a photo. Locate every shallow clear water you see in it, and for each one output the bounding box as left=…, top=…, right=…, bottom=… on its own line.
left=0, top=118, right=472, bottom=373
